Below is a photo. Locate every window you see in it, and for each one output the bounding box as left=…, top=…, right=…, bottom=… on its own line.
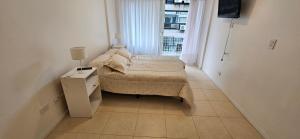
left=166, top=0, right=190, bottom=4
left=162, top=1, right=189, bottom=56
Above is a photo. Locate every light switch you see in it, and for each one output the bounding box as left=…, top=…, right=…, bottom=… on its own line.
left=269, top=39, right=278, bottom=50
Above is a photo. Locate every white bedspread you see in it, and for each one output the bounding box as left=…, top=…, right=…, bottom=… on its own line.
left=89, top=55, right=193, bottom=106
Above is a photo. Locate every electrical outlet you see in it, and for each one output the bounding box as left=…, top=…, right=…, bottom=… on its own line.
left=268, top=39, right=278, bottom=50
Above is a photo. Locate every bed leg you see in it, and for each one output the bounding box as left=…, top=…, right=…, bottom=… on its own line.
left=136, top=94, right=140, bottom=99
left=180, top=98, right=184, bottom=103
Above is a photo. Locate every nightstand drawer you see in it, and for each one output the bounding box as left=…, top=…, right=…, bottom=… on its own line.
left=86, top=75, right=99, bottom=96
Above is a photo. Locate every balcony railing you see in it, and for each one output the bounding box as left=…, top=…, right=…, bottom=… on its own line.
left=162, top=36, right=183, bottom=56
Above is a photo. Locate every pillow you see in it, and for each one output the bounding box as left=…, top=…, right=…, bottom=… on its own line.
left=105, top=54, right=128, bottom=73
left=89, top=53, right=112, bottom=74
left=117, top=48, right=132, bottom=60
left=89, top=53, right=111, bottom=67
left=112, top=44, right=126, bottom=49
left=106, top=48, right=119, bottom=56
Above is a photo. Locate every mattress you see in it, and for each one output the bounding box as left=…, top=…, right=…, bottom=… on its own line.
left=89, top=54, right=193, bottom=106
left=133, top=55, right=182, bottom=61
left=132, top=55, right=185, bottom=69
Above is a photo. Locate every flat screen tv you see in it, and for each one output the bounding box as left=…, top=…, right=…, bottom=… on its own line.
left=218, top=0, right=241, bottom=18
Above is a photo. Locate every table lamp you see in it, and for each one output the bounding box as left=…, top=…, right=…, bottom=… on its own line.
left=70, top=47, right=86, bottom=73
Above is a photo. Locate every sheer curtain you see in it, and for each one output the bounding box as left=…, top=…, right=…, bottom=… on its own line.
left=180, top=0, right=206, bottom=65
left=116, top=0, right=162, bottom=55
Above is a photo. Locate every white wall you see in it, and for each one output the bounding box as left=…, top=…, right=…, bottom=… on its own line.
left=202, top=0, right=300, bottom=139
left=0, top=0, right=109, bottom=138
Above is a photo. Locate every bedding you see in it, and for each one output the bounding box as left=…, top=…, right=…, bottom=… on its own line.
left=117, top=48, right=132, bottom=60
left=133, top=55, right=181, bottom=61
left=104, top=48, right=185, bottom=68
left=106, top=48, right=119, bottom=55
left=132, top=55, right=185, bottom=69
left=105, top=54, right=129, bottom=73
left=89, top=50, right=193, bottom=106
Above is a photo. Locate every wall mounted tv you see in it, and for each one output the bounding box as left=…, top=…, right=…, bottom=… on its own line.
left=218, top=0, right=241, bottom=18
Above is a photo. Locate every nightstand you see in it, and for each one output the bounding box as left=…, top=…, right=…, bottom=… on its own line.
left=61, top=67, right=101, bottom=117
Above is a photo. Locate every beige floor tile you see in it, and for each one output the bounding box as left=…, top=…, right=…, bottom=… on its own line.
left=189, top=80, right=217, bottom=90
left=134, top=137, right=166, bottom=139
left=203, top=90, right=229, bottom=102
left=193, top=117, right=232, bottom=139
left=165, top=115, right=199, bottom=139
left=187, top=75, right=209, bottom=82
left=48, top=132, right=101, bottom=139
left=163, top=98, right=189, bottom=116
left=77, top=133, right=101, bottom=139
left=102, top=112, right=138, bottom=136
left=188, top=81, right=200, bottom=89
left=199, top=81, right=218, bottom=90
left=210, top=102, right=243, bottom=118
left=135, top=114, right=166, bottom=137
left=100, top=135, right=133, bottom=139
left=98, top=94, right=140, bottom=113
left=191, top=88, right=208, bottom=101
left=188, top=101, right=217, bottom=116
left=138, top=96, right=164, bottom=114
left=222, top=118, right=263, bottom=139
left=54, top=117, right=87, bottom=133
left=185, top=67, right=210, bottom=81
left=47, top=132, right=78, bottom=139
left=70, top=112, right=111, bottom=133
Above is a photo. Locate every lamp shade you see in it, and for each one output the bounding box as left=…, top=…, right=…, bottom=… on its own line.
left=70, top=47, right=86, bottom=60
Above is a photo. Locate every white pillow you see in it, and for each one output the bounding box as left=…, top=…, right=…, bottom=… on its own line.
left=106, top=48, right=119, bottom=56
left=112, top=44, right=126, bottom=48
left=105, top=54, right=128, bottom=73
left=89, top=53, right=111, bottom=67
left=117, top=48, right=132, bottom=61
left=89, top=53, right=112, bottom=74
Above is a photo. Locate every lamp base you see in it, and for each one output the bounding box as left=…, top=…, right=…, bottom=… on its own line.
left=77, top=67, right=92, bottom=71
left=76, top=60, right=84, bottom=74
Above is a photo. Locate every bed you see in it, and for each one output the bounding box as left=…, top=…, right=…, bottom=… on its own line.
left=132, top=55, right=186, bottom=69
left=89, top=48, right=193, bottom=106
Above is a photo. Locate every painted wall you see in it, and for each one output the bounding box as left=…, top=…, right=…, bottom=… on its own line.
left=0, top=0, right=109, bottom=138
left=202, top=0, right=300, bottom=139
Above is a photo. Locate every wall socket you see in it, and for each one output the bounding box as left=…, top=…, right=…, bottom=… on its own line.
left=268, top=39, right=278, bottom=50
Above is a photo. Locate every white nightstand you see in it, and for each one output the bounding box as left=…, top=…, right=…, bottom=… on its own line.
left=61, top=67, right=102, bottom=117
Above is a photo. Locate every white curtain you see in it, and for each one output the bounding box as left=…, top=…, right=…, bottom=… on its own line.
left=116, top=0, right=162, bottom=55
left=180, top=0, right=206, bottom=65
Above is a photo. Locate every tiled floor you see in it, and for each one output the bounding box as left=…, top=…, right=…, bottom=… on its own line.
left=47, top=67, right=264, bottom=139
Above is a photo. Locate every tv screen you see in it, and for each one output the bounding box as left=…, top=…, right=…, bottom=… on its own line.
left=218, top=0, right=241, bottom=18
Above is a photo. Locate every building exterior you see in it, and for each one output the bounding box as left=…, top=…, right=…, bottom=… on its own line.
left=162, top=0, right=190, bottom=55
